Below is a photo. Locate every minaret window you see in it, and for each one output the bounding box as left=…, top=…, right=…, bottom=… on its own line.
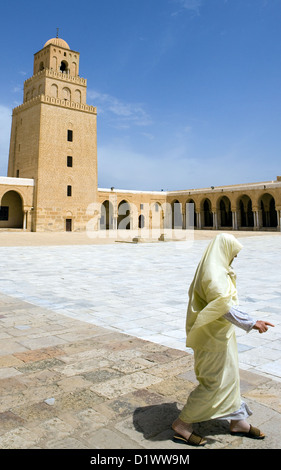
left=51, top=84, right=58, bottom=98
left=67, top=156, right=73, bottom=167
left=67, top=130, right=73, bottom=142
left=63, top=87, right=71, bottom=101
left=60, top=60, right=69, bottom=73
left=67, top=185, right=72, bottom=197
left=74, top=89, right=81, bottom=103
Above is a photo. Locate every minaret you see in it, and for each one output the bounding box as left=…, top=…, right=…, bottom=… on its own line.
left=8, top=36, right=98, bottom=232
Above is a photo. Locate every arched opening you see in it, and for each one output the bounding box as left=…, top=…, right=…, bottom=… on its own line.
left=51, top=84, right=58, bottom=98
left=260, top=194, right=277, bottom=228
left=186, top=199, right=196, bottom=228
left=65, top=211, right=73, bottom=232
left=0, top=191, right=23, bottom=229
left=238, top=195, right=254, bottom=228
left=60, top=60, right=69, bottom=73
left=74, top=89, right=81, bottom=104
left=171, top=200, right=182, bottom=229
left=63, top=87, right=71, bottom=101
left=150, top=202, right=163, bottom=231
left=100, top=200, right=114, bottom=230
left=118, top=200, right=131, bottom=229
left=52, top=56, right=58, bottom=70
left=39, top=61, right=44, bottom=71
left=219, top=196, right=232, bottom=227
left=202, top=199, right=213, bottom=227
left=72, top=62, right=77, bottom=76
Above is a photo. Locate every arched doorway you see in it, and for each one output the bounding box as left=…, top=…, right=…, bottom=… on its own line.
left=0, top=191, right=23, bottom=228
left=150, top=202, right=164, bottom=234
left=238, top=195, right=254, bottom=228
left=202, top=199, right=213, bottom=228
left=100, top=200, right=114, bottom=230
left=218, top=196, right=232, bottom=227
left=117, top=200, right=131, bottom=229
left=171, top=200, right=183, bottom=229
left=186, top=199, right=196, bottom=228
left=260, top=194, right=277, bottom=228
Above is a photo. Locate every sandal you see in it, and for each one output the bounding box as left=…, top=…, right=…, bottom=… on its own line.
left=230, top=424, right=265, bottom=439
left=173, top=432, right=207, bottom=447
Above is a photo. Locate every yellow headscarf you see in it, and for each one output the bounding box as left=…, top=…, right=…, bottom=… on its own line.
left=186, top=233, right=243, bottom=351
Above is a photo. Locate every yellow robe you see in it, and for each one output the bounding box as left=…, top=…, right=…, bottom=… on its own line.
left=180, top=233, right=243, bottom=423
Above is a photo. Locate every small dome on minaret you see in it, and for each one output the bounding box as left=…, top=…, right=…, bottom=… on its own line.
left=43, top=37, right=70, bottom=49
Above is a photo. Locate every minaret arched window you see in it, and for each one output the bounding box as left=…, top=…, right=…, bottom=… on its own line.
left=60, top=60, right=69, bottom=73
left=63, top=87, right=71, bottom=101
left=51, top=84, right=58, bottom=98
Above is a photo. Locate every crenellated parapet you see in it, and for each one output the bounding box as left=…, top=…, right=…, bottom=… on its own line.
left=24, top=68, right=87, bottom=87
left=12, top=94, right=97, bottom=115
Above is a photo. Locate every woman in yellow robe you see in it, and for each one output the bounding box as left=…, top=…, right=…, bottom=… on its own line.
left=172, top=233, right=274, bottom=446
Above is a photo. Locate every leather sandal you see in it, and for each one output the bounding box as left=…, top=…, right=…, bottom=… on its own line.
left=173, top=432, right=207, bottom=446
left=230, top=424, right=265, bottom=439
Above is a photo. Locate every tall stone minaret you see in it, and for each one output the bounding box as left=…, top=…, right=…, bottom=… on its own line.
left=8, top=36, right=97, bottom=232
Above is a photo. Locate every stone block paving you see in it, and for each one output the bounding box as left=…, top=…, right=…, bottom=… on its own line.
left=0, top=234, right=281, bottom=382
left=0, top=293, right=280, bottom=451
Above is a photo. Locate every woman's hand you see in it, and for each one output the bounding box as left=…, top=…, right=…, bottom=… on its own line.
left=253, top=320, right=275, bottom=333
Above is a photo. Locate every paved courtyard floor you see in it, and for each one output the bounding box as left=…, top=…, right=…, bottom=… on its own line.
left=0, top=230, right=280, bottom=452
left=0, top=231, right=280, bottom=381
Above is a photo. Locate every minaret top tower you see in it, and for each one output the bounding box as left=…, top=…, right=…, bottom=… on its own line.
left=33, top=36, right=80, bottom=77
left=22, top=35, right=87, bottom=106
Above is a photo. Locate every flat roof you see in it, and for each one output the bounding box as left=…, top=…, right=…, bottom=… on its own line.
left=0, top=176, right=34, bottom=186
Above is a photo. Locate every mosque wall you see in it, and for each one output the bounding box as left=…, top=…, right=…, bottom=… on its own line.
left=97, top=179, right=281, bottom=234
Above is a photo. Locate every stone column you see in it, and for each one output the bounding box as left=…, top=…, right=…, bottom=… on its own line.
left=196, top=212, right=202, bottom=229
left=23, top=206, right=33, bottom=231
left=23, top=211, right=27, bottom=230
left=109, top=192, right=118, bottom=230
left=253, top=208, right=260, bottom=231
left=232, top=211, right=238, bottom=230
left=182, top=204, right=186, bottom=229
left=213, top=211, right=218, bottom=229
left=276, top=209, right=281, bottom=232
left=113, top=215, right=118, bottom=230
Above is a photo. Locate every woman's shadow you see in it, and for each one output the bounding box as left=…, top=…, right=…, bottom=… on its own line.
left=132, top=402, right=230, bottom=444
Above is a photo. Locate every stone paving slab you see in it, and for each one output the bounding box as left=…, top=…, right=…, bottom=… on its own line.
left=0, top=293, right=280, bottom=451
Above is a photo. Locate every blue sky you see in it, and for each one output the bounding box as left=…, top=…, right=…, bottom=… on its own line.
left=1, top=0, right=281, bottom=191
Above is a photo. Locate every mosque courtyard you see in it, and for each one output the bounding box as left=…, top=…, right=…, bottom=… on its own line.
left=0, top=231, right=280, bottom=382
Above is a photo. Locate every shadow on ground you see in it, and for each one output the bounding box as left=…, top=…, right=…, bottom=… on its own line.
left=132, top=402, right=231, bottom=443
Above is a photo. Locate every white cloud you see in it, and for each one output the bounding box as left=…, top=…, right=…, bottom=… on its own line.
left=140, top=132, right=155, bottom=141
left=88, top=90, right=152, bottom=128
left=172, top=0, right=202, bottom=16
left=0, top=105, right=11, bottom=176
left=12, top=85, right=22, bottom=94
